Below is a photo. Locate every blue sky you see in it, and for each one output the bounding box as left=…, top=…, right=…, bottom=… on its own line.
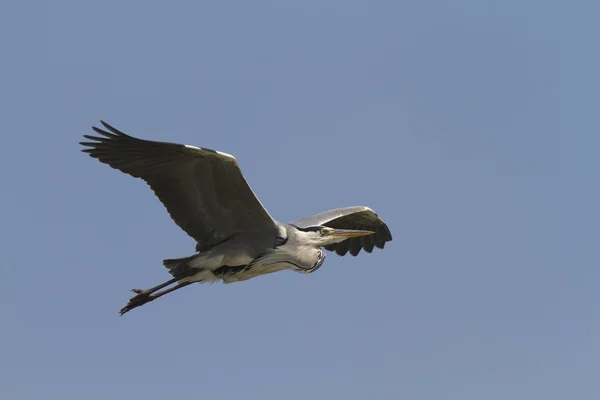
left=1, top=1, right=598, bottom=399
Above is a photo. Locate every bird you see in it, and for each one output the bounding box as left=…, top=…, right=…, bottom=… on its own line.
left=80, top=121, right=392, bottom=315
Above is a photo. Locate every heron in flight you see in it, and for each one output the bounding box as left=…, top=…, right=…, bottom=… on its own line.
left=80, top=122, right=392, bottom=315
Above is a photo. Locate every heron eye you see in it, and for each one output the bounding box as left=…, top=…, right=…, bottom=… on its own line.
left=320, top=229, right=327, bottom=236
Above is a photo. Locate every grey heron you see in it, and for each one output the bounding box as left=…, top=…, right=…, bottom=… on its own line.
left=80, top=121, right=392, bottom=315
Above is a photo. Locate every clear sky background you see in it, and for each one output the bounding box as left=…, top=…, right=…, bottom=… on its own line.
left=1, top=1, right=598, bottom=399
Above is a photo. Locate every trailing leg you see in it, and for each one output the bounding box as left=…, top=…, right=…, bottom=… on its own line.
left=130, top=276, right=180, bottom=296
left=120, top=279, right=193, bottom=316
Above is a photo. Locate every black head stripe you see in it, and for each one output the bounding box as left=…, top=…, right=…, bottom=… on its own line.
left=294, top=225, right=324, bottom=233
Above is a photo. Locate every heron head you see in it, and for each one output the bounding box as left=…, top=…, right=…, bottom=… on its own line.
left=301, top=226, right=375, bottom=246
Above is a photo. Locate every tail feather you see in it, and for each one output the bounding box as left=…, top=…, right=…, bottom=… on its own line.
left=162, top=253, right=223, bottom=284
left=163, top=255, right=196, bottom=278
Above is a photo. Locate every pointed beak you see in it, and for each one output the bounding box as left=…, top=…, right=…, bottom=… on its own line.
left=329, top=229, right=375, bottom=239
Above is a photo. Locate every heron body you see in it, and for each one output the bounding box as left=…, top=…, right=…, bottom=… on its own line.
left=170, top=225, right=327, bottom=285
left=80, top=122, right=392, bottom=315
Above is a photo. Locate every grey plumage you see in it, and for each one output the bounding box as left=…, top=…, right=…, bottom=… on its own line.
left=81, top=122, right=278, bottom=252
left=80, top=121, right=392, bottom=315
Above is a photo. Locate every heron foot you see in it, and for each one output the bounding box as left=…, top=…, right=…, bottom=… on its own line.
left=119, top=280, right=193, bottom=316
left=120, top=290, right=153, bottom=316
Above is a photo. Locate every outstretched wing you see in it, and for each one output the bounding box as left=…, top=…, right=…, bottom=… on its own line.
left=80, top=121, right=278, bottom=251
left=290, top=206, right=392, bottom=256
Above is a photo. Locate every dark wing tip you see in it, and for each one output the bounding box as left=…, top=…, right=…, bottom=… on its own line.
left=337, top=247, right=349, bottom=256
left=349, top=247, right=361, bottom=256
left=100, top=120, right=127, bottom=136
left=80, top=122, right=134, bottom=160
left=81, top=121, right=140, bottom=153
left=323, top=209, right=392, bottom=257
left=91, top=126, right=115, bottom=138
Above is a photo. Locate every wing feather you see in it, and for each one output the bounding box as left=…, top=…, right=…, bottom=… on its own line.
left=80, top=121, right=277, bottom=250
